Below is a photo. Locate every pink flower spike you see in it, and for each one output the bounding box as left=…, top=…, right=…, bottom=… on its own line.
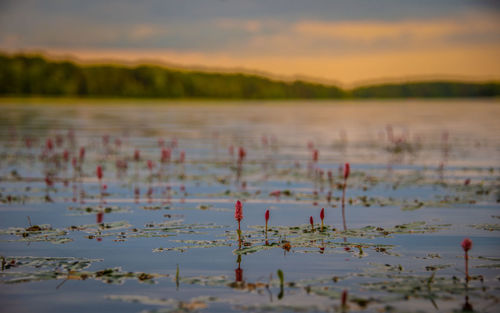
left=161, top=148, right=170, bottom=163
left=96, top=165, right=103, bottom=180
left=238, top=147, right=246, bottom=161
left=235, top=200, right=243, bottom=222
left=79, top=147, right=85, bottom=162
left=344, top=163, right=350, bottom=180
left=310, top=216, right=314, bottom=226
left=134, top=149, right=140, bottom=162
left=341, top=290, right=348, bottom=308
left=46, top=138, right=53, bottom=151
left=63, top=150, right=69, bottom=162
left=96, top=212, right=103, bottom=224
left=320, top=208, right=325, bottom=221
left=461, top=238, right=472, bottom=252
left=312, top=149, right=318, bottom=162
left=147, top=160, right=154, bottom=171
left=265, top=209, right=270, bottom=223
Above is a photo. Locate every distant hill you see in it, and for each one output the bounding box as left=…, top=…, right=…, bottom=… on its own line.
left=352, top=81, right=500, bottom=98
left=0, top=53, right=498, bottom=99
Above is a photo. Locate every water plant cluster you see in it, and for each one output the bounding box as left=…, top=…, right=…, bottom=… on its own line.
left=0, top=105, right=499, bottom=313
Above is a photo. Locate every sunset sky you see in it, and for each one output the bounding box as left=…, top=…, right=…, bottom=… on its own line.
left=1, top=0, right=499, bottom=86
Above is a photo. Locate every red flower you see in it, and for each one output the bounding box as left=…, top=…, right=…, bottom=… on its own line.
left=320, top=208, right=325, bottom=221
left=134, top=149, right=140, bottom=162
left=147, top=160, right=154, bottom=171
left=461, top=238, right=472, bottom=252
left=344, top=163, right=350, bottom=180
left=96, top=165, right=103, bottom=180
left=45, top=175, right=53, bottom=187
left=46, top=138, right=53, bottom=151
left=238, top=147, right=246, bottom=161
left=312, top=149, right=319, bottom=162
left=235, top=200, right=243, bottom=221
left=63, top=150, right=69, bottom=162
left=79, top=147, right=85, bottom=161
left=265, top=209, right=270, bottom=223
left=269, top=190, right=281, bottom=197
left=96, top=212, right=103, bottom=224
left=341, top=290, right=348, bottom=307
left=161, top=148, right=170, bottom=163
left=310, top=216, right=314, bottom=226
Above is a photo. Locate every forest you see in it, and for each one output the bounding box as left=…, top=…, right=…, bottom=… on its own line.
left=1, top=53, right=498, bottom=99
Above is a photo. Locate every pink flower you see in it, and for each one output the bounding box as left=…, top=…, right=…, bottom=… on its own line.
left=134, top=149, right=140, bottom=162
left=341, top=290, right=348, bottom=308
left=320, top=208, right=325, bottom=221
left=344, top=163, right=350, bottom=180
left=238, top=147, right=246, bottom=161
left=96, top=165, right=103, bottom=180
left=46, top=138, right=53, bottom=151
left=79, top=147, right=85, bottom=162
left=312, top=149, right=319, bottom=162
left=161, top=148, right=170, bottom=163
left=265, top=209, right=270, bottom=223
left=63, top=150, right=69, bottom=162
left=310, top=216, right=314, bottom=226
left=96, top=212, right=103, bottom=224
left=235, top=200, right=243, bottom=221
left=270, top=190, right=281, bottom=197
left=461, top=238, right=472, bottom=252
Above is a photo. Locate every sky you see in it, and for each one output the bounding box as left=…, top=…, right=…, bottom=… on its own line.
left=1, top=0, right=499, bottom=86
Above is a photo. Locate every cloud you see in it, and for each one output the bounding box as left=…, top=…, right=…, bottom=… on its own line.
left=1, top=6, right=499, bottom=84
left=292, top=13, right=500, bottom=43
left=129, top=24, right=168, bottom=40
left=216, top=19, right=263, bottom=33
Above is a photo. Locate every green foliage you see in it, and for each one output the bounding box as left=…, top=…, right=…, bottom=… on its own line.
left=0, top=53, right=344, bottom=99
left=1, top=53, right=498, bottom=98
left=351, top=81, right=500, bottom=98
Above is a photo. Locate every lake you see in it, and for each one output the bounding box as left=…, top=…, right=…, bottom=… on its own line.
left=0, top=99, right=499, bottom=313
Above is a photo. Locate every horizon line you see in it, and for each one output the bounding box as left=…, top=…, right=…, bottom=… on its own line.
left=3, top=49, right=500, bottom=89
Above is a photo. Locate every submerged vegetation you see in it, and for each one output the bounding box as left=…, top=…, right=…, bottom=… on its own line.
left=1, top=53, right=499, bottom=99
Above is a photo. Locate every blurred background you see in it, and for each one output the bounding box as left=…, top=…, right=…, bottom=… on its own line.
left=0, top=0, right=499, bottom=98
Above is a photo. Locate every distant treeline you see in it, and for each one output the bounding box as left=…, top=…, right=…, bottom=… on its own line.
left=1, top=54, right=499, bottom=99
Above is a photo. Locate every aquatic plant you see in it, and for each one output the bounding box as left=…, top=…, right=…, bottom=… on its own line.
left=342, top=162, right=350, bottom=231
left=235, top=200, right=243, bottom=228
left=341, top=289, right=348, bottom=311
left=320, top=208, right=325, bottom=231
left=265, top=209, right=270, bottom=235
left=179, top=150, right=185, bottom=163
left=310, top=216, right=314, bottom=232
left=238, top=147, right=246, bottom=162
left=461, top=237, right=472, bottom=282
left=161, top=148, right=170, bottom=163
left=79, top=147, right=85, bottom=163
left=235, top=200, right=243, bottom=245
left=96, top=165, right=103, bottom=191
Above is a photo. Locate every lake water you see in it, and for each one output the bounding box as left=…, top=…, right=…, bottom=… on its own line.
left=0, top=99, right=499, bottom=313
